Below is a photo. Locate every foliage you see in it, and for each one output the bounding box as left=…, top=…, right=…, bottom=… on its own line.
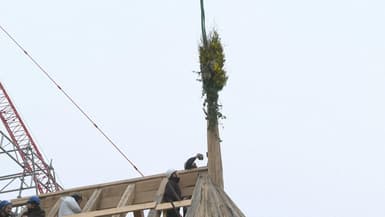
left=198, top=30, right=228, bottom=129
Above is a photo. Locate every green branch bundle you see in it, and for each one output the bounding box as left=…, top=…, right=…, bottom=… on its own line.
left=199, top=31, right=228, bottom=129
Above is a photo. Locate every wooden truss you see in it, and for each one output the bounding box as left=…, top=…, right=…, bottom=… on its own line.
left=11, top=167, right=245, bottom=217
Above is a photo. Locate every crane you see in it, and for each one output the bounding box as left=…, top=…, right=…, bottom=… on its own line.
left=0, top=82, right=62, bottom=196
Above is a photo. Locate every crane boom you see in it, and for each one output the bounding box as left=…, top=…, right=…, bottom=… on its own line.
left=0, top=82, right=62, bottom=194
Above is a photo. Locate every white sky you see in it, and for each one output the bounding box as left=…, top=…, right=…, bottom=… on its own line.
left=1, top=1, right=385, bottom=216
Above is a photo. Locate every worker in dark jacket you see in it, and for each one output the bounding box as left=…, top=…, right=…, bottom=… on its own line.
left=184, top=153, right=204, bottom=170
left=163, top=169, right=182, bottom=217
left=21, top=196, right=45, bottom=217
left=182, top=153, right=204, bottom=216
left=0, top=200, right=14, bottom=217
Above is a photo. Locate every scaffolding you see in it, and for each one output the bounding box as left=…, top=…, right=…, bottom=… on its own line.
left=0, top=82, right=62, bottom=198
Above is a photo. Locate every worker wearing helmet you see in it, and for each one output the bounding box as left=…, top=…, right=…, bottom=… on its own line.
left=184, top=153, right=204, bottom=170
left=162, top=169, right=182, bottom=217
left=58, top=193, right=82, bottom=217
left=21, top=196, right=45, bottom=217
left=182, top=153, right=204, bottom=216
left=0, top=200, right=14, bottom=217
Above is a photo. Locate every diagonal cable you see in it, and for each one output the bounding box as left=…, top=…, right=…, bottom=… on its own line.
left=0, top=24, right=144, bottom=177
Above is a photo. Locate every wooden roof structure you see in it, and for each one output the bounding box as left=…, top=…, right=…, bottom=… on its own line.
left=10, top=167, right=245, bottom=217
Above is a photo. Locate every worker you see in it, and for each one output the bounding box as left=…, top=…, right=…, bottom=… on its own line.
left=21, top=196, right=45, bottom=217
left=58, top=193, right=82, bottom=217
left=0, top=200, right=14, bottom=217
left=163, top=169, right=182, bottom=217
left=182, top=153, right=203, bottom=216
left=184, top=153, right=204, bottom=170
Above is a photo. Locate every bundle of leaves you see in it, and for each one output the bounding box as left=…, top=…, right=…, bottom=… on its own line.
left=198, top=30, right=228, bottom=128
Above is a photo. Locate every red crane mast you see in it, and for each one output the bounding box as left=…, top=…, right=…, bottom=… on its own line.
left=0, top=82, right=62, bottom=194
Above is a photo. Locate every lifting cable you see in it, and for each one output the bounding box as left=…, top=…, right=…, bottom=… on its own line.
left=0, top=24, right=145, bottom=177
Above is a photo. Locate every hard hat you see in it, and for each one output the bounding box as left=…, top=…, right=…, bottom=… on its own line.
left=165, top=169, right=177, bottom=178
left=27, top=196, right=40, bottom=205
left=0, top=200, right=11, bottom=209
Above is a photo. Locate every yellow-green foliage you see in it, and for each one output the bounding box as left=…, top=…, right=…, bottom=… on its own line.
left=198, top=30, right=228, bottom=128
left=199, top=31, right=227, bottom=94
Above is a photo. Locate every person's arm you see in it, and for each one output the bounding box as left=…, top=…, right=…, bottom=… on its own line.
left=68, top=198, right=81, bottom=213
left=184, top=157, right=197, bottom=169
left=168, top=183, right=182, bottom=201
left=164, top=182, right=182, bottom=201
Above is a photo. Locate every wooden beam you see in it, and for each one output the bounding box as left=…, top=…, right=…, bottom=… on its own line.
left=155, top=200, right=191, bottom=210
left=134, top=178, right=162, bottom=204
left=82, top=189, right=102, bottom=212
left=67, top=202, right=156, bottom=217
left=47, top=198, right=62, bottom=217
left=111, top=184, right=135, bottom=217
left=9, top=168, right=209, bottom=217
left=207, top=125, right=224, bottom=189
left=68, top=200, right=190, bottom=217
left=184, top=175, right=205, bottom=217
left=11, top=168, right=208, bottom=207
left=146, top=177, right=168, bottom=217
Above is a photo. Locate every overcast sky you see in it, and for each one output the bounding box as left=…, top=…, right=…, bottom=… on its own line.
left=1, top=1, right=385, bottom=217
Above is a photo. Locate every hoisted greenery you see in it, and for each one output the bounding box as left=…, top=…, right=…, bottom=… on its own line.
left=198, top=30, right=228, bottom=129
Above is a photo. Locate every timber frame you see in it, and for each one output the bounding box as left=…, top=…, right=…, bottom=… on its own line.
left=11, top=167, right=245, bottom=217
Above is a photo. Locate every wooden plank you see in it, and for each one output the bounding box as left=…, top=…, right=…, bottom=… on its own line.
left=134, top=178, right=162, bottom=204
left=155, top=200, right=191, bottom=210
left=185, top=175, right=205, bottom=217
left=116, top=184, right=135, bottom=207
left=181, top=186, right=195, bottom=198
left=179, top=171, right=199, bottom=188
left=98, top=184, right=129, bottom=209
left=82, top=189, right=103, bottom=212
left=112, top=184, right=135, bottom=217
left=135, top=178, right=162, bottom=192
left=46, top=197, right=62, bottom=217
left=207, top=125, right=224, bottom=189
left=133, top=190, right=158, bottom=204
left=98, top=196, right=124, bottom=210
left=67, top=202, right=156, bottom=217
left=146, top=178, right=168, bottom=217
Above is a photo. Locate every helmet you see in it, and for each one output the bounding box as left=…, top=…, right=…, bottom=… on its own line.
left=27, top=196, right=40, bottom=205
left=165, top=169, right=176, bottom=178
left=0, top=200, right=11, bottom=209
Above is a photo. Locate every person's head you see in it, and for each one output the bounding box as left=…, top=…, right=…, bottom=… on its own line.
left=0, top=200, right=12, bottom=214
left=71, top=193, right=82, bottom=205
left=165, top=169, right=180, bottom=183
left=26, top=196, right=40, bottom=209
left=196, top=153, right=204, bottom=160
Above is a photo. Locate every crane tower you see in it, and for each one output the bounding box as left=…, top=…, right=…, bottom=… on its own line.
left=0, top=82, right=62, bottom=198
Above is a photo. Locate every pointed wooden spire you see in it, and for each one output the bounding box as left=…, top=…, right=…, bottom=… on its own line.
left=185, top=174, right=245, bottom=217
